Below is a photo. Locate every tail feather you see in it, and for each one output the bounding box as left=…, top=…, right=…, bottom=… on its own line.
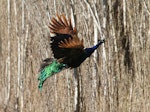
left=38, top=59, right=66, bottom=90
left=39, top=58, right=54, bottom=72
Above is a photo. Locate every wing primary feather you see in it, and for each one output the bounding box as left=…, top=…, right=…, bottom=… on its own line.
left=49, top=23, right=58, bottom=29
left=62, top=14, right=69, bottom=26
left=51, top=18, right=62, bottom=28
left=68, top=18, right=73, bottom=29
left=48, top=26, right=57, bottom=32
left=63, top=39, right=66, bottom=44
left=56, top=14, right=66, bottom=27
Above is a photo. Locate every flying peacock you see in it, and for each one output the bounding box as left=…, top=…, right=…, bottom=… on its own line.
left=38, top=14, right=105, bottom=90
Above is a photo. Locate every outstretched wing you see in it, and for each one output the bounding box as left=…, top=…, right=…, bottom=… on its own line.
left=49, top=14, right=76, bottom=35
left=49, top=14, right=85, bottom=68
left=50, top=34, right=85, bottom=68
left=58, top=35, right=84, bottom=49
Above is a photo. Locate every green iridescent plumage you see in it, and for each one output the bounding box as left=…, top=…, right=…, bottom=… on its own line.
left=38, top=59, right=66, bottom=90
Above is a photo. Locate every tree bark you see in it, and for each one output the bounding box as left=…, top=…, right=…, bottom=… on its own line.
left=0, top=0, right=150, bottom=112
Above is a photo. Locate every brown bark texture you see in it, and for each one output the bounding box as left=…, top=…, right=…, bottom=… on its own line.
left=0, top=0, right=150, bottom=112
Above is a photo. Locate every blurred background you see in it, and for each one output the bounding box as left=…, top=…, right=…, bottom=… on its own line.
left=0, top=0, right=150, bottom=112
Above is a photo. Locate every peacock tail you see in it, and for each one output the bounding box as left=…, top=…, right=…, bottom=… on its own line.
left=38, top=59, right=67, bottom=90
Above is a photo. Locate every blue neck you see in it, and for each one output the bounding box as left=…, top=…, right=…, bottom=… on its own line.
left=84, top=40, right=104, bottom=57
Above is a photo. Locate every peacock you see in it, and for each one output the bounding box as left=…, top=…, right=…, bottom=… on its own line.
left=38, top=14, right=105, bottom=90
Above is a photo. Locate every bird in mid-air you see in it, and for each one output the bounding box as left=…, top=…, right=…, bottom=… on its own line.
left=38, top=14, right=105, bottom=90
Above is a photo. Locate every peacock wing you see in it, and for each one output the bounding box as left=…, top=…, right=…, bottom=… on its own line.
left=49, top=14, right=85, bottom=68
left=49, top=14, right=77, bottom=35
left=50, top=34, right=72, bottom=59
left=50, top=34, right=85, bottom=68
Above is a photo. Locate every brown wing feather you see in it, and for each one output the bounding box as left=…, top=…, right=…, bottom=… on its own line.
left=49, top=14, right=76, bottom=35
left=58, top=35, right=84, bottom=49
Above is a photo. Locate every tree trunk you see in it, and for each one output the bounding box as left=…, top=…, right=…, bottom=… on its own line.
left=0, top=0, right=150, bottom=112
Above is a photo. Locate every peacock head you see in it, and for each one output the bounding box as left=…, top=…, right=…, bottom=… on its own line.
left=84, top=39, right=105, bottom=57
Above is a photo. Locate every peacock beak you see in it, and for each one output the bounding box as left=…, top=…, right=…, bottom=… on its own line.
left=98, top=39, right=105, bottom=43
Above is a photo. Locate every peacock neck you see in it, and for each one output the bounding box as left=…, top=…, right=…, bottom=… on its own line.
left=84, top=40, right=104, bottom=57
